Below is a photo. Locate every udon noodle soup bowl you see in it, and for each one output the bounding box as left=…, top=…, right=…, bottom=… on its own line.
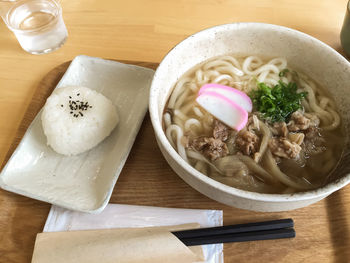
left=149, top=23, right=350, bottom=212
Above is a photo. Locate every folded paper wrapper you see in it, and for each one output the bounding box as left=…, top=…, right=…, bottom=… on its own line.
left=32, top=204, right=223, bottom=263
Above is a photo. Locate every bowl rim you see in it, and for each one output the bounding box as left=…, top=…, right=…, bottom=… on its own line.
left=149, top=22, right=350, bottom=202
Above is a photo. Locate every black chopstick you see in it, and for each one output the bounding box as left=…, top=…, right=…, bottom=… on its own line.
left=171, top=218, right=295, bottom=246
left=172, top=218, right=293, bottom=239
left=179, top=228, right=295, bottom=246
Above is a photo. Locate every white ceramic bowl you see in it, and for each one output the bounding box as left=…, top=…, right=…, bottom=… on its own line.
left=149, top=23, right=350, bottom=212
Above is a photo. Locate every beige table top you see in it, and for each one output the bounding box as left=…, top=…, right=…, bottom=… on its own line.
left=0, top=0, right=350, bottom=262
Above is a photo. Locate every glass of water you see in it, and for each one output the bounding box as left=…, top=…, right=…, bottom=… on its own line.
left=1, top=0, right=68, bottom=54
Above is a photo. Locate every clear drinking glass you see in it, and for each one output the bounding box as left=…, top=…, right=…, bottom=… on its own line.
left=0, top=0, right=68, bottom=54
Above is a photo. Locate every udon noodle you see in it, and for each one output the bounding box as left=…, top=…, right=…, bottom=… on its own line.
left=163, top=55, right=345, bottom=194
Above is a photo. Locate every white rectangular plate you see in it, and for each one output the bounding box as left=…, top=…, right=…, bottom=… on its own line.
left=0, top=55, right=155, bottom=213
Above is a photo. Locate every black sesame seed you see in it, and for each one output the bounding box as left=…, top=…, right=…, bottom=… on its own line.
left=61, top=104, right=63, bottom=107
left=69, top=96, right=72, bottom=99
left=70, top=111, right=73, bottom=114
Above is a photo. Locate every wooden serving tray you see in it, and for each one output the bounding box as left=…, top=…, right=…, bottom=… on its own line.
left=1, top=60, right=350, bottom=262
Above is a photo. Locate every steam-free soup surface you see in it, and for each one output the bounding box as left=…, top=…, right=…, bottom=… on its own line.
left=163, top=55, right=345, bottom=194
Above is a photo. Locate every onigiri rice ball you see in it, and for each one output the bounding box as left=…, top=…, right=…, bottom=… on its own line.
left=41, top=86, right=119, bottom=155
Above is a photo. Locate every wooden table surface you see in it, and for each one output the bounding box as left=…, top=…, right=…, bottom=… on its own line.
left=1, top=0, right=350, bottom=262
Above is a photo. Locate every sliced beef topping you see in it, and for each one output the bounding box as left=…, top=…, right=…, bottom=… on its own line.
left=186, top=119, right=231, bottom=161
left=213, top=119, right=229, bottom=141
left=235, top=130, right=259, bottom=156
left=287, top=111, right=310, bottom=132
left=190, top=137, right=229, bottom=161
left=269, top=138, right=302, bottom=159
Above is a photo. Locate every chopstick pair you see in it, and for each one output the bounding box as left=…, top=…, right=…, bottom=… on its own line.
left=172, top=218, right=295, bottom=246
